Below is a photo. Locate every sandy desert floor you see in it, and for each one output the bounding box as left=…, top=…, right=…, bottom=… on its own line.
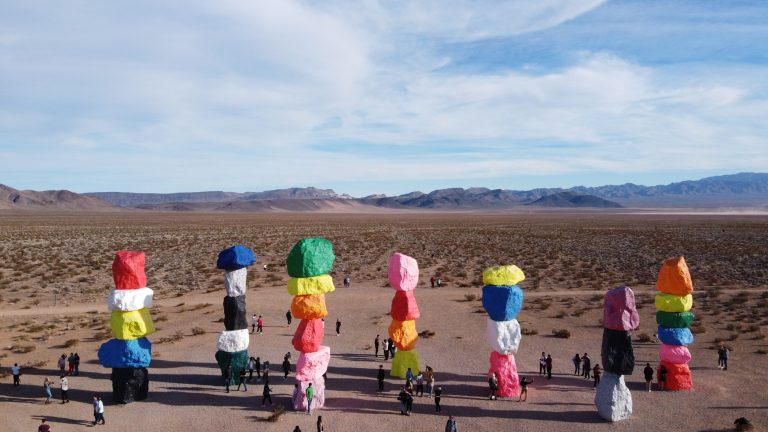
left=1, top=212, right=767, bottom=432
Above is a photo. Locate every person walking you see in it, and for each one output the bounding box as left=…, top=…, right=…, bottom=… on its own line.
left=283, top=356, right=291, bottom=380
left=247, top=357, right=256, bottom=382
left=582, top=353, right=591, bottom=379
left=518, top=376, right=533, bottom=402
left=389, top=338, right=396, bottom=358
left=250, top=314, right=258, bottom=334
left=60, top=375, right=69, bottom=403
left=92, top=396, right=100, bottom=425
left=720, top=345, right=729, bottom=370
left=37, top=419, right=51, bottom=432
left=343, top=276, right=350, bottom=288
left=434, top=385, right=443, bottom=413
left=317, top=415, right=324, bottom=432
left=73, top=353, right=80, bottom=376
left=67, top=353, right=75, bottom=376
left=224, top=364, right=233, bottom=393
left=255, top=356, right=262, bottom=381
left=488, top=372, right=498, bottom=400
left=286, top=310, right=293, bottom=326
left=377, top=365, right=386, bottom=392
left=572, top=353, right=582, bottom=375
left=398, top=386, right=408, bottom=415
left=374, top=335, right=380, bottom=357
left=643, top=363, right=654, bottom=392
left=256, top=315, right=263, bottom=334
left=11, top=363, right=21, bottom=387
left=236, top=368, right=248, bottom=391
left=43, top=377, right=53, bottom=404
left=658, top=364, right=667, bottom=391
left=383, top=338, right=389, bottom=361
left=545, top=354, right=553, bottom=380
left=415, top=370, right=424, bottom=396
left=445, top=415, right=458, bottom=432
left=426, top=367, right=435, bottom=398
left=57, top=354, right=66, bottom=375
left=263, top=361, right=270, bottom=381
left=593, top=364, right=601, bottom=387
left=430, top=276, right=436, bottom=288
left=95, top=396, right=105, bottom=425
left=335, top=319, right=341, bottom=336
left=538, top=352, right=546, bottom=376
left=306, top=382, right=314, bottom=415
left=261, top=380, right=273, bottom=406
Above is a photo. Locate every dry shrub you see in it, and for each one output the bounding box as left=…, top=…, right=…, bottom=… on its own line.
left=418, top=330, right=436, bottom=338
left=157, top=331, right=185, bottom=344
left=64, top=339, right=79, bottom=348
left=11, top=345, right=36, bottom=353
left=266, top=405, right=287, bottom=422
left=363, top=343, right=372, bottom=351
left=463, top=293, right=478, bottom=302
left=551, top=329, right=571, bottom=339
left=521, top=327, right=538, bottom=336
left=192, top=326, right=206, bottom=336
left=637, top=333, right=653, bottom=343
left=92, top=330, right=112, bottom=341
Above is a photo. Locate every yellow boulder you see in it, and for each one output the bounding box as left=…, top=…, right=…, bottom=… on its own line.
left=388, top=319, right=418, bottom=351
left=287, top=275, right=336, bottom=296
left=483, top=265, right=525, bottom=286
left=390, top=349, right=420, bottom=379
left=655, top=293, right=693, bottom=313
left=110, top=308, right=155, bottom=340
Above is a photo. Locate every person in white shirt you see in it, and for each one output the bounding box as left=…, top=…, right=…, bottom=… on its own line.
left=60, top=375, right=70, bottom=403
left=250, top=314, right=258, bottom=334
left=11, top=363, right=21, bottom=386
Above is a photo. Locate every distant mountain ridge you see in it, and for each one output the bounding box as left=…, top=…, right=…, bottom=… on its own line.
left=527, top=192, right=623, bottom=208
left=0, top=184, right=114, bottom=210
left=86, top=187, right=352, bottom=207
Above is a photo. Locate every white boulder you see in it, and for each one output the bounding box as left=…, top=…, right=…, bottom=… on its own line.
left=595, top=371, right=633, bottom=422
left=217, top=329, right=249, bottom=353
left=224, top=268, right=248, bottom=297
left=485, top=318, right=521, bottom=355
left=107, top=288, right=154, bottom=312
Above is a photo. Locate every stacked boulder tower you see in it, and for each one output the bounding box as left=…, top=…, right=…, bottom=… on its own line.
left=387, top=253, right=421, bottom=378
left=215, top=245, right=256, bottom=386
left=655, top=256, right=695, bottom=391
left=98, top=251, right=155, bottom=403
left=595, top=286, right=639, bottom=421
left=286, top=238, right=336, bottom=411
left=481, top=265, right=525, bottom=398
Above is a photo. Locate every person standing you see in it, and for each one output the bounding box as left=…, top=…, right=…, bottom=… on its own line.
left=426, top=367, right=435, bottom=398
left=398, top=386, right=408, bottom=415
left=317, top=415, right=324, bottom=432
left=95, top=396, right=105, bottom=425
left=282, top=356, right=291, bottom=380
left=593, top=364, right=601, bottom=387
left=377, top=365, right=386, bottom=392
left=488, top=372, right=498, bottom=400
left=306, top=383, right=314, bottom=415
left=67, top=353, right=75, bottom=376
left=293, top=427, right=302, bottom=432
left=263, top=361, right=270, bottom=381
left=247, top=357, right=256, bottom=382
left=415, top=370, right=424, bottom=396
left=572, top=353, right=581, bottom=375
left=388, top=338, right=395, bottom=358
left=383, top=338, right=389, bottom=361
left=255, top=357, right=262, bottom=381
left=38, top=419, right=51, bottom=432
left=286, top=311, right=293, bottom=326
left=720, top=345, right=729, bottom=370
left=343, top=276, right=350, bottom=288
left=445, top=416, right=458, bottom=432
left=582, top=353, right=591, bottom=379
left=60, top=375, right=69, bottom=403
left=92, top=396, right=100, bottom=425
left=236, top=368, right=248, bottom=391
left=224, top=364, right=233, bottom=393
left=256, top=315, right=264, bottom=334
left=545, top=354, right=553, bottom=380
left=374, top=335, right=380, bottom=357
left=538, top=352, right=546, bottom=376
left=430, top=276, right=436, bottom=288
left=434, top=385, right=443, bottom=413
left=250, top=314, right=258, bottom=334
left=57, top=354, right=66, bottom=375
left=261, top=380, right=273, bottom=406
left=658, top=364, right=667, bottom=391
left=73, top=353, right=80, bottom=376
left=405, top=367, right=414, bottom=384
left=643, top=363, right=654, bottom=392
left=11, top=363, right=21, bottom=387
left=335, top=319, right=341, bottom=336
left=518, top=376, right=533, bottom=402
left=43, top=377, right=52, bottom=404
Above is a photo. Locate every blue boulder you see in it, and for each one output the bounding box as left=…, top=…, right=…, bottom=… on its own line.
left=481, top=285, right=523, bottom=321
left=216, top=245, right=256, bottom=270
left=98, top=338, right=152, bottom=368
left=658, top=326, right=694, bottom=346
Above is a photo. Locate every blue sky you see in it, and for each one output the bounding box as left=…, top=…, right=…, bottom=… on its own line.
left=1, top=0, right=767, bottom=196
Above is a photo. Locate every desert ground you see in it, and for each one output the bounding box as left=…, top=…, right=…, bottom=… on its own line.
left=1, top=211, right=767, bottom=432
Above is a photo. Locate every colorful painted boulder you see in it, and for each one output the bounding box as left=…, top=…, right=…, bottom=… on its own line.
left=287, top=275, right=336, bottom=296
left=603, top=286, right=640, bottom=331
left=655, top=293, right=693, bottom=313
left=98, top=338, right=152, bottom=368
left=388, top=319, right=418, bottom=351
left=292, top=319, right=325, bottom=353
left=482, top=265, right=525, bottom=286
left=110, top=308, right=155, bottom=340
left=601, top=329, right=635, bottom=375
left=656, top=311, right=695, bottom=328
left=223, top=295, right=248, bottom=331
left=659, top=344, right=692, bottom=364
left=216, top=245, right=256, bottom=271
left=224, top=268, right=247, bottom=297
left=295, top=346, right=331, bottom=381
left=391, top=291, right=421, bottom=321
left=286, top=237, right=335, bottom=278
left=291, top=294, right=328, bottom=320
left=595, top=371, right=632, bottom=422
left=656, top=256, right=693, bottom=296
left=110, top=367, right=149, bottom=403
left=215, top=349, right=249, bottom=385
left=112, top=251, right=147, bottom=290
left=108, top=287, right=153, bottom=312
left=485, top=318, right=521, bottom=355
left=657, top=326, right=694, bottom=346
left=387, top=253, right=420, bottom=292
left=217, top=329, right=250, bottom=352
left=660, top=361, right=693, bottom=391
left=488, top=351, right=520, bottom=398
left=391, top=350, right=420, bottom=379
left=481, top=285, right=523, bottom=321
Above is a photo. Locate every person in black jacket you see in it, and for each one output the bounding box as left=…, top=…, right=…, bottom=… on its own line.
left=377, top=365, right=386, bottom=392
left=644, top=363, right=654, bottom=392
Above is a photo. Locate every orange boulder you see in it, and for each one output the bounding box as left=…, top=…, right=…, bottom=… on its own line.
left=388, top=319, right=418, bottom=351
left=656, top=256, right=693, bottom=296
left=291, top=294, right=328, bottom=320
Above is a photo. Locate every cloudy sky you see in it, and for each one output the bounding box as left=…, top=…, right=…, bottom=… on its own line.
left=1, top=0, right=767, bottom=196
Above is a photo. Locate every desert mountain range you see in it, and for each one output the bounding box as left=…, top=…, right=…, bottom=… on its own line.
left=1, top=172, right=766, bottom=211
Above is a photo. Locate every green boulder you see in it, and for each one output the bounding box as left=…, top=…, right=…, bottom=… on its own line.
left=656, top=311, right=694, bottom=328
left=286, top=238, right=335, bottom=278
left=215, top=349, right=248, bottom=385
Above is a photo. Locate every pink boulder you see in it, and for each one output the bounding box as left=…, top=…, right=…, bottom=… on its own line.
left=488, top=351, right=520, bottom=398
left=603, top=286, right=640, bottom=331
left=660, top=361, right=693, bottom=391
left=292, top=378, right=325, bottom=411
left=292, top=319, right=324, bottom=353
left=296, top=346, right=331, bottom=381
left=388, top=253, right=419, bottom=292
left=659, top=344, right=692, bottom=364
left=391, top=291, right=421, bottom=321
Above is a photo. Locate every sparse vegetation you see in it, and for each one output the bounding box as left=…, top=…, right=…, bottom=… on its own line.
left=418, top=330, right=436, bottom=338
left=191, top=326, right=206, bottom=336
left=551, top=329, right=571, bottom=339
